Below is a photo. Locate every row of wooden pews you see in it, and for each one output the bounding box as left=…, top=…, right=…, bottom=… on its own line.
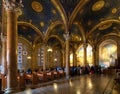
left=0, top=70, right=65, bottom=90
left=25, top=70, right=65, bottom=84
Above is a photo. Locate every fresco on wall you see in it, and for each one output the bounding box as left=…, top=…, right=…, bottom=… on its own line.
left=76, top=44, right=92, bottom=66
left=99, top=44, right=117, bottom=68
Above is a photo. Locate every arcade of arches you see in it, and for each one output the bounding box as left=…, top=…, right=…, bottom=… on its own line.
left=0, top=0, right=120, bottom=94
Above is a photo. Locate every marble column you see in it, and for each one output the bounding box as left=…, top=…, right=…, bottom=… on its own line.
left=92, top=46, right=96, bottom=66
left=64, top=32, right=70, bottom=79
left=61, top=49, right=65, bottom=67
left=73, top=52, right=77, bottom=66
left=117, top=43, right=120, bottom=68
left=3, top=0, right=23, bottom=93
left=83, top=43, right=88, bottom=65
left=31, top=44, right=36, bottom=70
left=42, top=44, right=47, bottom=72
left=1, top=35, right=7, bottom=75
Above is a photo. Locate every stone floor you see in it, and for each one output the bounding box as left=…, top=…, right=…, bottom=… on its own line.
left=14, top=74, right=120, bottom=94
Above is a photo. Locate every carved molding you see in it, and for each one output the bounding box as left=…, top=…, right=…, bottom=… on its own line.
left=63, top=32, right=70, bottom=41
left=1, top=33, right=7, bottom=42
left=3, top=0, right=23, bottom=11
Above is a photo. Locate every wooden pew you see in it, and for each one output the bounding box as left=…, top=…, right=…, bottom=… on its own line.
left=53, top=71, right=60, bottom=79
left=46, top=72, right=54, bottom=80
left=18, top=73, right=26, bottom=88
left=25, top=74, right=32, bottom=84
left=32, top=72, right=39, bottom=84
left=37, top=72, right=47, bottom=82
left=58, top=70, right=65, bottom=78
left=1, top=75, right=7, bottom=91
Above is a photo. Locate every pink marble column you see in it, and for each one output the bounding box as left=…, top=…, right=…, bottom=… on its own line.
left=3, top=0, right=23, bottom=93
left=1, top=35, right=7, bottom=75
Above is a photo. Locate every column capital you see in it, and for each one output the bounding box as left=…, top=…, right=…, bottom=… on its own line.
left=83, top=43, right=88, bottom=48
left=63, top=32, right=70, bottom=41
left=3, top=0, right=23, bottom=11
left=1, top=33, right=7, bottom=42
left=92, top=46, right=96, bottom=52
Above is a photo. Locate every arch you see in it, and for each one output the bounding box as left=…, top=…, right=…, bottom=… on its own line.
left=51, top=0, right=68, bottom=31
left=69, top=0, right=90, bottom=26
left=97, top=34, right=119, bottom=47
left=73, top=22, right=86, bottom=42
left=98, top=39, right=117, bottom=68
left=18, top=36, right=32, bottom=46
left=18, top=21, right=44, bottom=40
left=47, top=35, right=64, bottom=49
left=87, top=19, right=120, bottom=37
left=45, top=21, right=64, bottom=40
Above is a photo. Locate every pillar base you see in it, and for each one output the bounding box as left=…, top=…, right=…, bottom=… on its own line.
left=66, top=75, right=70, bottom=80
left=5, top=87, right=19, bottom=94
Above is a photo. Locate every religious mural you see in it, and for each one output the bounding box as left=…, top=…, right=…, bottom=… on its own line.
left=99, top=44, right=117, bottom=68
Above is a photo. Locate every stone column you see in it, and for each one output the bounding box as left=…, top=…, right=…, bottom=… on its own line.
left=42, top=44, right=47, bottom=72
left=1, top=35, right=7, bottom=75
left=64, top=32, right=70, bottom=79
left=3, top=0, right=23, bottom=93
left=117, top=43, right=120, bottom=68
left=73, top=52, right=77, bottom=66
left=92, top=46, right=96, bottom=66
left=96, top=46, right=99, bottom=66
left=61, top=49, right=65, bottom=67
left=31, top=44, right=36, bottom=70
left=83, top=43, right=88, bottom=65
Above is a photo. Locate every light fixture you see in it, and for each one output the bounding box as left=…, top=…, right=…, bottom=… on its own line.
left=27, top=56, right=31, bottom=59
left=47, top=47, right=53, bottom=52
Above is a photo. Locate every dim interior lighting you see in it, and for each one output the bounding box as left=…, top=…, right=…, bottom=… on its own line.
left=47, top=48, right=53, bottom=52
left=53, top=83, right=58, bottom=90
left=54, top=58, right=57, bottom=61
left=27, top=56, right=31, bottom=59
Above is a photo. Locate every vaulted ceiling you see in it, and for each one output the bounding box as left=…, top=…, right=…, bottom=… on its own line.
left=0, top=0, right=120, bottom=50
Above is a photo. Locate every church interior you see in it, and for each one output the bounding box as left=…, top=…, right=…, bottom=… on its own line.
left=0, top=0, right=120, bottom=94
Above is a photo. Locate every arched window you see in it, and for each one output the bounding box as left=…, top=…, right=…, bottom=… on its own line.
left=99, top=40, right=117, bottom=68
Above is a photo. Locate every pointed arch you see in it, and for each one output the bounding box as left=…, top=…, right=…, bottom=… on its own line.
left=45, top=21, right=64, bottom=40
left=51, top=0, right=68, bottom=31
left=73, top=22, right=86, bottom=42
left=69, top=0, right=90, bottom=26
left=18, top=21, right=44, bottom=40
left=47, top=35, right=64, bottom=48
left=87, top=19, right=120, bottom=37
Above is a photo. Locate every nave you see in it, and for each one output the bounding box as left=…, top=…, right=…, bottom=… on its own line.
left=14, top=74, right=119, bottom=94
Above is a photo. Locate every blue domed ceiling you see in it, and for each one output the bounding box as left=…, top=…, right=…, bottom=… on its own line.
left=1, top=0, right=120, bottom=48
left=18, top=0, right=62, bottom=34
left=59, top=0, right=80, bottom=17
left=76, top=0, right=120, bottom=31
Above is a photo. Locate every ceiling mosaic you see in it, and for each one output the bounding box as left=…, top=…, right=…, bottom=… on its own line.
left=18, top=25, right=39, bottom=43
left=59, top=0, right=80, bottom=17
left=18, top=0, right=61, bottom=34
left=76, top=0, right=120, bottom=31
left=0, top=0, right=120, bottom=48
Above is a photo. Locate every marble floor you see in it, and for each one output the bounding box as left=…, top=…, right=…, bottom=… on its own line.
left=14, top=74, right=120, bottom=94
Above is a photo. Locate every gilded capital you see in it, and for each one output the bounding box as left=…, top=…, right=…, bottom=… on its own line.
left=3, top=0, right=23, bottom=11
left=1, top=33, right=7, bottom=42
left=63, top=32, right=70, bottom=41
left=83, top=43, right=88, bottom=48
